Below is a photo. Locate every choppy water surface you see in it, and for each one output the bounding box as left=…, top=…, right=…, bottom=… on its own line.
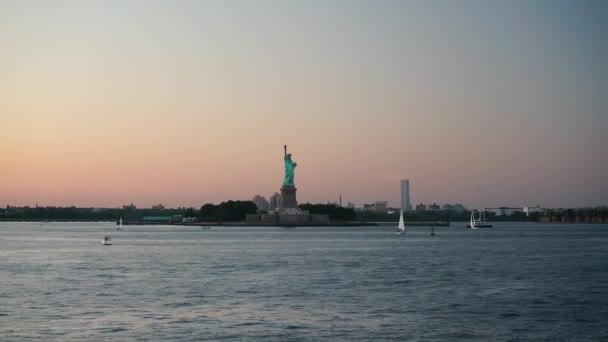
left=1, top=222, right=607, bottom=341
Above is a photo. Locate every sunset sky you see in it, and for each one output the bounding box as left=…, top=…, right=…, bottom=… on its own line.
left=2, top=0, right=607, bottom=209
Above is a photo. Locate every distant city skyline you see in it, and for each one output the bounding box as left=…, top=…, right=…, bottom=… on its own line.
left=2, top=1, right=607, bottom=209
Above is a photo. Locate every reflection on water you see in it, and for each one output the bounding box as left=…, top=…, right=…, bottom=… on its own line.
left=1, top=222, right=608, bottom=340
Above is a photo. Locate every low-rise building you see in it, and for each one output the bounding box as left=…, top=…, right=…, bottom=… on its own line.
left=523, top=206, right=543, bottom=216
left=362, top=202, right=388, bottom=212
left=485, top=207, right=525, bottom=216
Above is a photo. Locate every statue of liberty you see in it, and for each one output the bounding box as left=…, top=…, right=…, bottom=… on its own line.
left=283, top=145, right=297, bottom=186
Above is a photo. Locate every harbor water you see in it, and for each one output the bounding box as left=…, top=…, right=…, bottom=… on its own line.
left=1, top=222, right=607, bottom=341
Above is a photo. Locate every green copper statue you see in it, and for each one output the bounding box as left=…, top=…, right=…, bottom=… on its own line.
left=283, top=144, right=297, bottom=186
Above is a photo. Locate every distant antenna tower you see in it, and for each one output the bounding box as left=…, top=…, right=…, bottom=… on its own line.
left=339, top=195, right=342, bottom=207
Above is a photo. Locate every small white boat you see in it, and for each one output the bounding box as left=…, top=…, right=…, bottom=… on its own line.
left=102, top=235, right=112, bottom=245
left=116, top=217, right=123, bottom=231
left=396, top=210, right=405, bottom=235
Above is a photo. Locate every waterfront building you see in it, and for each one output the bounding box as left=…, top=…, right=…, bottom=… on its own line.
left=485, top=207, right=522, bottom=216
left=415, top=203, right=427, bottom=211
left=486, top=207, right=528, bottom=216
left=401, top=179, right=411, bottom=211
left=524, top=206, right=543, bottom=216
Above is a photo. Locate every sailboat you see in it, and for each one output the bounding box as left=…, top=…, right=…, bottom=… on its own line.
left=102, top=235, right=112, bottom=245
left=116, top=217, right=123, bottom=231
left=468, top=211, right=479, bottom=229
left=396, top=210, right=406, bottom=235
left=467, top=209, right=492, bottom=228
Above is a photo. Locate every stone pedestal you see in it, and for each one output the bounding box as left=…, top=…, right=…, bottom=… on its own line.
left=279, top=185, right=298, bottom=210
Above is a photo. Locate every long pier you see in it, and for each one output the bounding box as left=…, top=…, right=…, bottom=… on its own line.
left=119, top=221, right=378, bottom=227
left=119, top=221, right=449, bottom=227
left=374, top=221, right=450, bottom=227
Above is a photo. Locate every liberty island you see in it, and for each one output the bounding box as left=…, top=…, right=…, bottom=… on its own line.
left=246, top=145, right=330, bottom=225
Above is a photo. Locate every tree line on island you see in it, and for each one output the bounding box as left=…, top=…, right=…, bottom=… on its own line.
left=1, top=201, right=358, bottom=222
left=0, top=201, right=357, bottom=222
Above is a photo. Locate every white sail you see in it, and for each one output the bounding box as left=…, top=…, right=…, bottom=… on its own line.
left=119, top=217, right=123, bottom=229
left=397, top=210, right=405, bottom=234
left=469, top=211, right=478, bottom=229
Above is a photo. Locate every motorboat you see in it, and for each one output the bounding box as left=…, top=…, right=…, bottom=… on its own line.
left=102, top=235, right=112, bottom=245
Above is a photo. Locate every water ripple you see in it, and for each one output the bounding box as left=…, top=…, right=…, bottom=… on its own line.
left=1, top=222, right=608, bottom=341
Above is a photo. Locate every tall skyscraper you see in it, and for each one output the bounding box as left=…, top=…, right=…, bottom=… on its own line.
left=401, top=179, right=411, bottom=211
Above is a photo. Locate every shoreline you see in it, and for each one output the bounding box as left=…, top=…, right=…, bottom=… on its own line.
left=4, top=220, right=606, bottom=226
